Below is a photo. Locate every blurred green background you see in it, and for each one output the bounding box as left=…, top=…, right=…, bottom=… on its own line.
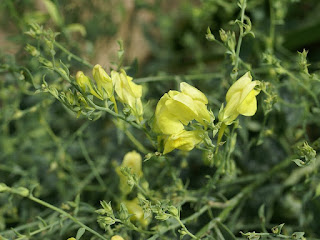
left=1, top=0, right=320, bottom=239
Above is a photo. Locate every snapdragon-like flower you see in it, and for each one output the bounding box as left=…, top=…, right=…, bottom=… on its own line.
left=111, top=69, right=143, bottom=117
left=92, top=64, right=113, bottom=99
left=219, top=72, right=260, bottom=125
left=154, top=82, right=210, bottom=135
left=154, top=82, right=211, bottom=154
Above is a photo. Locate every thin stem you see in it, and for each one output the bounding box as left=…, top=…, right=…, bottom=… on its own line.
left=135, top=73, right=223, bottom=84
left=281, top=68, right=320, bottom=107
left=15, top=220, right=60, bottom=240
left=25, top=194, right=108, bottom=240
left=147, top=205, right=209, bottom=240
left=54, top=42, right=94, bottom=69
left=175, top=217, right=198, bottom=239
left=79, top=137, right=107, bottom=190
left=233, top=0, right=247, bottom=79
left=124, top=129, right=149, bottom=154
left=269, top=0, right=275, bottom=53
left=215, top=122, right=227, bottom=154
left=110, top=95, right=118, bottom=114
left=196, top=157, right=292, bottom=238
left=85, top=97, right=143, bottom=130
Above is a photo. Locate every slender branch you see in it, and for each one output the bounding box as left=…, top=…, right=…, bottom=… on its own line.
left=54, top=42, right=94, bottom=69
left=233, top=0, right=247, bottom=79
left=23, top=194, right=108, bottom=240
left=79, top=137, right=107, bottom=190
left=268, top=0, right=275, bottom=53
left=124, top=129, right=149, bottom=154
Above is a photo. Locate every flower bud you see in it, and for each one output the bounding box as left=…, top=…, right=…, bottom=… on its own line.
left=111, top=236, right=124, bottom=240
left=168, top=206, right=179, bottom=217
left=163, top=130, right=203, bottom=154
left=76, top=71, right=102, bottom=100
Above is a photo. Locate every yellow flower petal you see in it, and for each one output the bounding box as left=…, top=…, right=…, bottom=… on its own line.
left=237, top=89, right=259, bottom=116
left=156, top=107, right=184, bottom=134
left=222, top=91, right=241, bottom=124
left=163, top=130, right=203, bottom=154
left=165, top=104, right=197, bottom=126
left=180, top=82, right=208, bottom=104
left=226, top=72, right=252, bottom=102
left=221, top=72, right=261, bottom=124
left=112, top=70, right=143, bottom=116
left=194, top=100, right=211, bottom=125
left=92, top=64, right=113, bottom=98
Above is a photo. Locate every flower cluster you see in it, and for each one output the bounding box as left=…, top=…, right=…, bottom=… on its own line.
left=154, top=82, right=212, bottom=154
left=75, top=65, right=143, bottom=120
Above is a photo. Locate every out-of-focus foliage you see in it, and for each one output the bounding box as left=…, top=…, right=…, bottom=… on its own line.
left=1, top=0, right=320, bottom=239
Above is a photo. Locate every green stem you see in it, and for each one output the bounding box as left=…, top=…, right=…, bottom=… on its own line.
left=269, top=0, right=275, bottom=53
left=79, top=138, right=107, bottom=190
left=281, top=68, right=320, bottom=107
left=24, top=194, right=108, bottom=240
left=175, top=217, right=198, bottom=239
left=147, top=205, right=209, bottom=240
left=110, top=95, right=118, bottom=114
left=196, top=157, right=292, bottom=238
left=233, top=0, right=247, bottom=79
left=15, top=220, right=60, bottom=240
left=135, top=73, right=223, bottom=84
left=54, top=42, right=94, bottom=69
left=85, top=97, right=143, bottom=130
left=124, top=130, right=149, bottom=154
left=215, top=122, right=227, bottom=154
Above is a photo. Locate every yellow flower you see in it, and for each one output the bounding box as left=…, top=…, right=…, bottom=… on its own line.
left=67, top=238, right=76, bottom=240
left=111, top=235, right=124, bottom=240
left=219, top=72, right=260, bottom=125
left=116, top=151, right=143, bottom=195
left=121, top=151, right=143, bottom=177
left=154, top=82, right=210, bottom=135
left=111, top=69, right=143, bottom=117
left=76, top=71, right=102, bottom=100
left=163, top=130, right=203, bottom=154
left=92, top=64, right=113, bottom=99
left=124, top=198, right=150, bottom=226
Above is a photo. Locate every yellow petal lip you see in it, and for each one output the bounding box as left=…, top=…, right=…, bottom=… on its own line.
left=180, top=82, right=208, bottom=104
left=166, top=93, right=198, bottom=124
left=156, top=108, right=184, bottom=135
left=237, top=89, right=259, bottom=116
left=163, top=130, right=202, bottom=154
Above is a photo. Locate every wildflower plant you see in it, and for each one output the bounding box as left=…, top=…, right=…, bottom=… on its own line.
left=1, top=0, right=320, bottom=240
